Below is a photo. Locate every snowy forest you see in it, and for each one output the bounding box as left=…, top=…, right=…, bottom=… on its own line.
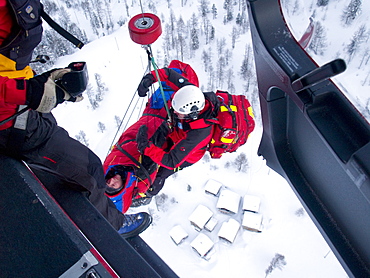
left=37, top=0, right=369, bottom=115
left=27, top=0, right=368, bottom=276
left=34, top=0, right=369, bottom=141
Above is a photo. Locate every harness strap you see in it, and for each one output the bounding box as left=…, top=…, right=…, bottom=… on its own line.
left=189, top=118, right=218, bottom=129
left=142, top=113, right=167, bottom=120
left=40, top=9, right=84, bottom=49
left=115, top=143, right=153, bottom=186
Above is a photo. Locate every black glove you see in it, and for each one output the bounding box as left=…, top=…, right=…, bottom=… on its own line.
left=150, top=121, right=170, bottom=148
left=137, top=73, right=155, bottom=97
left=27, top=68, right=83, bottom=113
left=136, top=125, right=150, bottom=153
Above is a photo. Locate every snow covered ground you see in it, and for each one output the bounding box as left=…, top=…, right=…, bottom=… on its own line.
left=48, top=0, right=369, bottom=276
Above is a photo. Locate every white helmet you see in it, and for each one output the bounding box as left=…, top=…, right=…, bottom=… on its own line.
left=171, top=85, right=205, bottom=117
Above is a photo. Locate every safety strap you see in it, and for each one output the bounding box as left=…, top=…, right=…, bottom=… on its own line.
left=189, top=118, right=218, bottom=129
left=115, top=143, right=153, bottom=186
left=141, top=113, right=167, bottom=120
left=40, top=9, right=84, bottom=49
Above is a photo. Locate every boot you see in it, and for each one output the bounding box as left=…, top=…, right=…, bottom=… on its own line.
left=118, top=212, right=152, bottom=238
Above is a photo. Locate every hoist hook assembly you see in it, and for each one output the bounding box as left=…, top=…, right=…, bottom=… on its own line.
left=128, top=13, right=162, bottom=45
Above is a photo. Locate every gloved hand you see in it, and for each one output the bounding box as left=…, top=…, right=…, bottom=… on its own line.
left=27, top=68, right=83, bottom=113
left=136, top=125, right=150, bottom=153
left=137, top=73, right=155, bottom=97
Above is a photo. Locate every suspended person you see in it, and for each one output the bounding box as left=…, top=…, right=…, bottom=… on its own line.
left=135, top=67, right=221, bottom=202
left=103, top=60, right=201, bottom=210
left=141, top=59, right=199, bottom=109
left=103, top=102, right=170, bottom=212
left=0, top=0, right=151, bottom=238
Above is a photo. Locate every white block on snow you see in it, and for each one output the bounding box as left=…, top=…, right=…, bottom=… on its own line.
left=216, top=189, right=240, bottom=214
left=190, top=233, right=214, bottom=259
left=242, top=194, right=261, bottom=213
left=218, top=218, right=240, bottom=243
left=204, top=217, right=218, bottom=232
left=242, top=211, right=262, bottom=232
left=188, top=204, right=213, bottom=231
left=169, top=225, right=188, bottom=245
left=204, top=179, right=222, bottom=196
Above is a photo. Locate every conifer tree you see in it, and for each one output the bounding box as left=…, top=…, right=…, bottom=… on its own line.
left=346, top=25, right=367, bottom=62
left=98, top=122, right=106, bottom=133
left=265, top=253, right=287, bottom=277
left=316, top=0, right=329, bottom=7
left=309, top=21, right=327, bottom=55
left=76, top=131, right=89, bottom=147
left=212, top=4, right=218, bottom=19
left=199, top=0, right=210, bottom=17
left=341, top=0, right=362, bottom=26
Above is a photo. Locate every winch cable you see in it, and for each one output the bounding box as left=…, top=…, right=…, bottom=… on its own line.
left=107, top=4, right=167, bottom=155
left=145, top=45, right=172, bottom=123
left=106, top=85, right=146, bottom=156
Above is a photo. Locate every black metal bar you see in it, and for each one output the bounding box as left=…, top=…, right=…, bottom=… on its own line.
left=247, top=0, right=370, bottom=277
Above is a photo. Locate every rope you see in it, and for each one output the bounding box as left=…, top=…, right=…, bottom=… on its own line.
left=106, top=51, right=154, bottom=156
left=106, top=11, right=172, bottom=159
left=106, top=89, right=145, bottom=157
left=146, top=45, right=172, bottom=122
left=139, top=0, right=145, bottom=15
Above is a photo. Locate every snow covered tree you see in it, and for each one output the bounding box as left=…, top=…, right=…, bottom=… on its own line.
left=162, top=24, right=172, bottom=60
left=207, top=63, right=215, bottom=91
left=42, top=0, right=59, bottom=14
left=86, top=86, right=98, bottom=110
left=359, top=47, right=370, bottom=70
left=231, top=26, right=239, bottom=48
left=169, top=10, right=177, bottom=50
left=202, top=153, right=211, bottom=163
left=224, top=7, right=234, bottom=23
left=316, top=0, right=329, bottom=7
left=95, top=73, right=107, bottom=103
left=265, top=253, right=287, bottom=277
left=189, top=14, right=200, bottom=54
left=75, top=130, right=89, bottom=147
left=216, top=56, right=226, bottom=87
left=209, top=25, right=215, bottom=42
left=240, top=44, right=255, bottom=91
left=308, top=21, right=327, bottom=55
left=204, top=18, right=214, bottom=45
left=240, top=45, right=251, bottom=77
left=223, top=0, right=232, bottom=10
left=42, top=28, right=74, bottom=59
left=346, top=24, right=367, bottom=62
left=292, top=0, right=300, bottom=16
left=341, top=0, right=362, bottom=26
left=177, top=16, right=187, bottom=61
left=166, top=0, right=172, bottom=9
left=211, top=4, right=218, bottom=19
left=199, top=0, right=210, bottom=17
left=217, top=37, right=227, bottom=56
left=190, top=28, right=200, bottom=51
left=202, top=50, right=211, bottom=72
left=98, top=122, right=106, bottom=133
left=240, top=11, right=249, bottom=34
left=226, top=68, right=235, bottom=94
left=236, top=13, right=242, bottom=26
left=233, top=152, right=248, bottom=172
left=224, top=48, right=232, bottom=66
left=295, top=208, right=305, bottom=217
left=114, top=115, right=122, bottom=128
left=147, top=0, right=157, bottom=15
